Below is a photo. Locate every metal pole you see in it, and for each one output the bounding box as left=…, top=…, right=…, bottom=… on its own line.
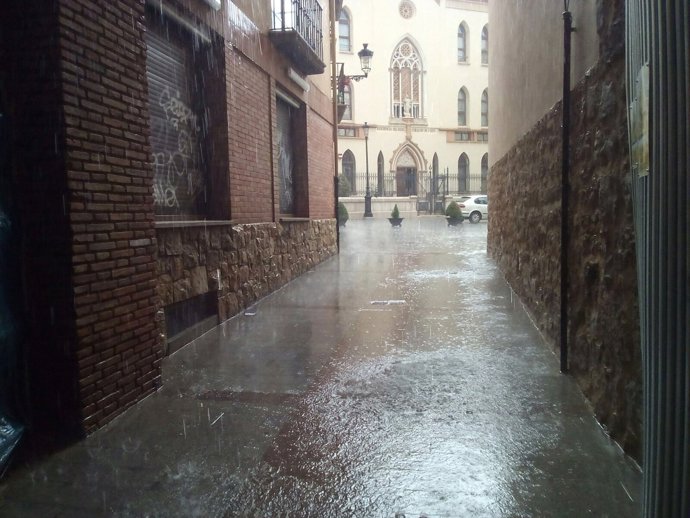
left=330, top=0, right=340, bottom=251
left=560, top=7, right=573, bottom=374
left=364, top=122, right=372, bottom=217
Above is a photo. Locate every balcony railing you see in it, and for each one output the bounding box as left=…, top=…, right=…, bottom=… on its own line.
left=270, top=0, right=325, bottom=75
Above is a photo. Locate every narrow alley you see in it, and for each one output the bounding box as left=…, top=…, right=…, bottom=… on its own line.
left=0, top=218, right=640, bottom=517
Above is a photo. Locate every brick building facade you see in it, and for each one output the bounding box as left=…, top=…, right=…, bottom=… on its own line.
left=0, top=0, right=337, bottom=453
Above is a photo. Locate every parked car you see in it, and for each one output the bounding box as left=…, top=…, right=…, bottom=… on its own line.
left=458, top=195, right=488, bottom=223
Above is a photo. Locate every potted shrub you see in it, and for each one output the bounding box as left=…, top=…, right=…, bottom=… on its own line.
left=388, top=204, right=403, bottom=227
left=337, top=201, right=349, bottom=226
left=445, top=201, right=464, bottom=226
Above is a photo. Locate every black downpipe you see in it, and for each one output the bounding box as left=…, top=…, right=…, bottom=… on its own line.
left=560, top=8, right=573, bottom=374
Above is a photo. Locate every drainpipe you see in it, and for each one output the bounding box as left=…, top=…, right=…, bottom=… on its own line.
left=560, top=3, right=574, bottom=374
left=330, top=0, right=340, bottom=252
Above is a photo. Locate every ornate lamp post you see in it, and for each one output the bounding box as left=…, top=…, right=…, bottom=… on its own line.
left=363, top=122, right=372, bottom=217
left=336, top=43, right=374, bottom=114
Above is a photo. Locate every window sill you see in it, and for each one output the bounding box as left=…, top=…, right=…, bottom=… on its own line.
left=389, top=117, right=428, bottom=125
left=457, top=60, right=470, bottom=65
left=279, top=217, right=311, bottom=223
left=155, top=220, right=235, bottom=229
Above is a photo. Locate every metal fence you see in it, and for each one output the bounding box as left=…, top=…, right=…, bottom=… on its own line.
left=345, top=171, right=486, bottom=197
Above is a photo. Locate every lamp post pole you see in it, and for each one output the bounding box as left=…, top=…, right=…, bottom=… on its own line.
left=560, top=1, right=574, bottom=374
left=363, top=122, right=373, bottom=217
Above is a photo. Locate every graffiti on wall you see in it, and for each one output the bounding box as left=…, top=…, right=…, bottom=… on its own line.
left=152, top=86, right=204, bottom=211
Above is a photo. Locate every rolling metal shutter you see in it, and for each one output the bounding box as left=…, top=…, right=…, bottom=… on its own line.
left=146, top=23, right=204, bottom=216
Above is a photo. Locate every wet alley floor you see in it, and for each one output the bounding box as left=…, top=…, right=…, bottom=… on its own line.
left=0, top=217, right=641, bottom=517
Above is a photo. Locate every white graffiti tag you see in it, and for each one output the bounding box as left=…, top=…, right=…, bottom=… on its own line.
left=151, top=86, right=203, bottom=209
left=158, top=86, right=200, bottom=133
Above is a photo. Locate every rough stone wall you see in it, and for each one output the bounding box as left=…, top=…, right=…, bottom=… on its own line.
left=487, top=52, right=641, bottom=457
left=157, top=219, right=337, bottom=328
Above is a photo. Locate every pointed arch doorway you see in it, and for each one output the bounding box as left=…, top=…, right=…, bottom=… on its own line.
left=395, top=148, right=418, bottom=196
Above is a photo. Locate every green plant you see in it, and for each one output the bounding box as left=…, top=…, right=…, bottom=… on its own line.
left=445, top=201, right=462, bottom=219
left=337, top=202, right=349, bottom=225
left=338, top=175, right=352, bottom=197
left=391, top=204, right=400, bottom=219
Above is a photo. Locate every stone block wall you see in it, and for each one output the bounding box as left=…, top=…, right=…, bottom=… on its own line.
left=487, top=53, right=641, bottom=457
left=157, top=220, right=337, bottom=334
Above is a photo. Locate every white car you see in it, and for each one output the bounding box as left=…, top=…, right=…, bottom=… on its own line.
left=458, top=195, right=488, bottom=223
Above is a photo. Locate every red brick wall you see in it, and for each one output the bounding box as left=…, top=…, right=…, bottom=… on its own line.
left=205, top=38, right=231, bottom=220
left=227, top=49, right=274, bottom=223
left=307, top=109, right=335, bottom=219
left=58, top=0, right=162, bottom=432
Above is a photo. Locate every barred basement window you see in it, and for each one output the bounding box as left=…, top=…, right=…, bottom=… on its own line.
left=477, top=131, right=488, bottom=142
left=338, top=127, right=356, bottom=137
left=455, top=131, right=471, bottom=141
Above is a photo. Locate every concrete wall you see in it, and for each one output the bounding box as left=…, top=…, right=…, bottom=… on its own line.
left=487, top=0, right=640, bottom=459
left=488, top=0, right=600, bottom=163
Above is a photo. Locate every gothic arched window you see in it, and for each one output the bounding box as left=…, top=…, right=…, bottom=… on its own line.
left=457, top=88, right=467, bottom=126
left=342, top=150, right=356, bottom=194
left=457, top=24, right=467, bottom=62
left=481, top=153, right=489, bottom=194
left=341, top=83, right=352, bottom=121
left=377, top=151, right=384, bottom=196
left=481, top=25, right=489, bottom=64
left=391, top=39, right=423, bottom=119
left=458, top=153, right=469, bottom=193
left=339, top=10, right=351, bottom=52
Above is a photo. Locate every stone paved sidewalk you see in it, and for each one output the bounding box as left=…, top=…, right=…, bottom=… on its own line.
left=0, top=218, right=641, bottom=517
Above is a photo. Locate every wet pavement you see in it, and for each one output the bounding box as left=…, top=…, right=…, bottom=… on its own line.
left=0, top=217, right=641, bottom=517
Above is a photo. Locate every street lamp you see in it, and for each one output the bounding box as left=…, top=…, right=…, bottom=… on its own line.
left=336, top=43, right=374, bottom=106
left=363, top=122, right=372, bottom=217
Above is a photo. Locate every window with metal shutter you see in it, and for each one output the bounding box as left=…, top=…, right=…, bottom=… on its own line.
left=146, top=19, right=205, bottom=217
left=277, top=99, right=295, bottom=214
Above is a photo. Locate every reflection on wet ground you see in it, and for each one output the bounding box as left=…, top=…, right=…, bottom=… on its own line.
left=0, top=218, right=640, bottom=517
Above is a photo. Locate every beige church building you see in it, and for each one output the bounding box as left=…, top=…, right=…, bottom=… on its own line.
left=337, top=0, right=488, bottom=217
